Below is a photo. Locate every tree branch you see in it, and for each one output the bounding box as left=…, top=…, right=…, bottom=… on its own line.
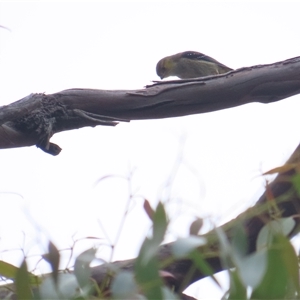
left=89, top=141, right=300, bottom=295
left=1, top=56, right=300, bottom=155
left=0, top=143, right=298, bottom=298
left=1, top=55, right=300, bottom=298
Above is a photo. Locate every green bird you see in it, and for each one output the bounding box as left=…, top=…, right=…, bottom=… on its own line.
left=156, top=51, right=232, bottom=79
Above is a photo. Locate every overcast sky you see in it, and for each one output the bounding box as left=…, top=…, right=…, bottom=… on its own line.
left=1, top=1, right=300, bottom=298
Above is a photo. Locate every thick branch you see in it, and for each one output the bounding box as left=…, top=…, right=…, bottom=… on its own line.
left=1, top=56, right=300, bottom=154
left=89, top=141, right=300, bottom=294
left=0, top=56, right=300, bottom=299
left=0, top=143, right=298, bottom=298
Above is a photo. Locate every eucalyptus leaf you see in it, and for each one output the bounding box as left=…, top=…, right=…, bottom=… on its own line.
left=143, top=199, right=154, bottom=221
left=152, top=202, right=168, bottom=246
left=189, top=218, right=203, bottom=236
left=227, top=269, right=247, bottom=300
left=256, top=217, right=295, bottom=251
left=111, top=271, right=139, bottom=299
left=44, top=241, right=60, bottom=286
left=137, top=238, right=159, bottom=266
left=162, top=287, right=180, bottom=300
left=39, top=273, right=79, bottom=300
left=0, top=260, right=40, bottom=285
left=137, top=203, right=168, bottom=265
left=292, top=173, right=300, bottom=196
left=215, top=227, right=233, bottom=268
left=0, top=260, right=19, bottom=280
left=252, top=233, right=299, bottom=299
left=74, top=247, right=97, bottom=290
left=237, top=249, right=267, bottom=290
left=231, top=225, right=248, bottom=259
left=189, top=250, right=221, bottom=288
left=135, top=240, right=163, bottom=300
left=171, top=236, right=206, bottom=258
left=15, top=259, right=32, bottom=300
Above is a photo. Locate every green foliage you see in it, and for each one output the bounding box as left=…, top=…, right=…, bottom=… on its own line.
left=15, top=259, right=32, bottom=300
left=292, top=172, right=300, bottom=196
left=227, top=269, right=247, bottom=300
left=43, top=241, right=60, bottom=285
left=172, top=236, right=206, bottom=258
left=38, top=273, right=79, bottom=300
left=152, top=202, right=168, bottom=247
left=256, top=218, right=296, bottom=250
left=111, top=271, right=140, bottom=299
left=0, top=203, right=299, bottom=299
left=251, top=227, right=299, bottom=299
left=222, top=216, right=300, bottom=299
left=74, top=247, right=97, bottom=294
left=0, top=260, right=21, bottom=280
left=134, top=202, right=168, bottom=300
left=235, top=249, right=267, bottom=290
left=189, top=218, right=204, bottom=236
left=231, top=225, right=248, bottom=258
left=0, top=259, right=40, bottom=284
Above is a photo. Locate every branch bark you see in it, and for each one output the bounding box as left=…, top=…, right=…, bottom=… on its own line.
left=0, top=144, right=298, bottom=298
left=1, top=56, right=300, bottom=299
left=1, top=56, right=300, bottom=155
left=89, top=141, right=300, bottom=296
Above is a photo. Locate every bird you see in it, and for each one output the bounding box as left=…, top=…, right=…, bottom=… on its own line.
left=156, top=51, right=233, bottom=79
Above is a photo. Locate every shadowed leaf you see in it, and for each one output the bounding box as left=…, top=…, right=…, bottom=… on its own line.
left=15, top=259, right=32, bottom=300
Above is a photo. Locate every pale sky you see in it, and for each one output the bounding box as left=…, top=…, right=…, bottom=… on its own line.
left=1, top=1, right=300, bottom=298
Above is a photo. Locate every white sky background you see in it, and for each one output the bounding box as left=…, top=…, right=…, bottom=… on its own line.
left=1, top=1, right=300, bottom=298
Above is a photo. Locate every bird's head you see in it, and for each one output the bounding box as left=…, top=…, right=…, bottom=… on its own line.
left=156, top=55, right=179, bottom=79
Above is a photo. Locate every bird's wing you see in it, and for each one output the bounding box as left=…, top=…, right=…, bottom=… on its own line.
left=180, top=51, right=232, bottom=69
